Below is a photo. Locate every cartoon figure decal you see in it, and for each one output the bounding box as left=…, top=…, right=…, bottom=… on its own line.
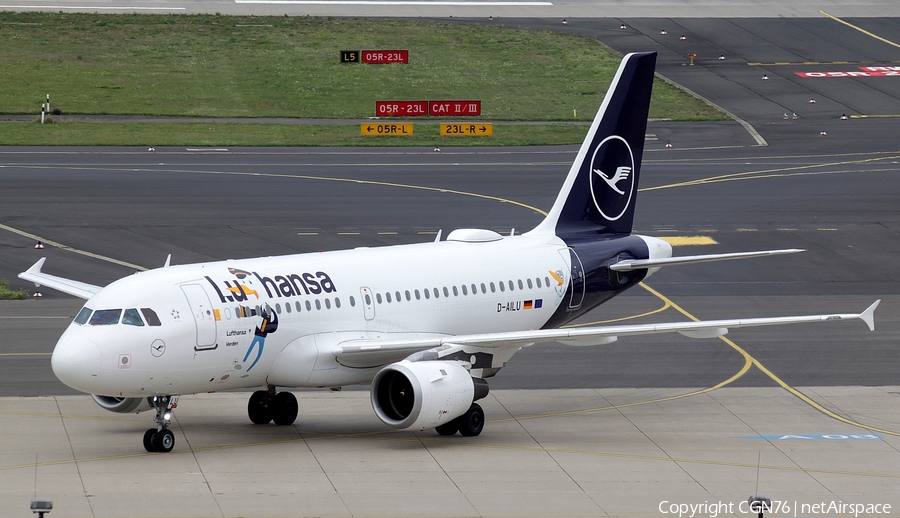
left=550, top=269, right=566, bottom=305
left=243, top=305, right=278, bottom=372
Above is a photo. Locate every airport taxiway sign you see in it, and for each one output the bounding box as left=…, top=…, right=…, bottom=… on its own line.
left=440, top=123, right=493, bottom=136
left=361, top=123, right=414, bottom=136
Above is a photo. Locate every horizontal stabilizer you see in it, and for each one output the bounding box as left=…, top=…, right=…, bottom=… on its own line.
left=610, top=248, right=804, bottom=271
left=18, top=258, right=102, bottom=300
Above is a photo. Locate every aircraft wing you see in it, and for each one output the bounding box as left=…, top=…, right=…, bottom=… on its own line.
left=18, top=258, right=102, bottom=300
left=336, top=300, right=880, bottom=365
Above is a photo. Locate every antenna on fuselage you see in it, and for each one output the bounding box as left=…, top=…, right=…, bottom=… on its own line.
left=433, top=230, right=442, bottom=243
left=163, top=254, right=172, bottom=268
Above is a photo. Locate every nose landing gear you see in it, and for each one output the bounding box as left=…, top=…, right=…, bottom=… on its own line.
left=143, top=395, right=179, bottom=453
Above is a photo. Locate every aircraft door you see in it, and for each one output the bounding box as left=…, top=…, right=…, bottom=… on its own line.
left=180, top=284, right=218, bottom=350
left=360, top=286, right=375, bottom=321
left=559, top=248, right=585, bottom=310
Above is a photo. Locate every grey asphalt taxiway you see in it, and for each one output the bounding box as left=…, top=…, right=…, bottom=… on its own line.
left=2, top=8, right=900, bottom=518
left=1, top=136, right=899, bottom=517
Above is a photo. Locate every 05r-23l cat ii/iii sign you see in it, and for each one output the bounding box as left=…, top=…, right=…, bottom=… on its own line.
left=21, top=52, right=880, bottom=453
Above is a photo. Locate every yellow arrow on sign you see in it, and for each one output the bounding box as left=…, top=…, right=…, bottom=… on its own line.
left=361, top=123, right=414, bottom=136
left=440, top=123, right=493, bottom=136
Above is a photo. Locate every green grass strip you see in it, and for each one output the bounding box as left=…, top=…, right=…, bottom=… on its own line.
left=0, top=279, right=29, bottom=300
left=0, top=13, right=725, bottom=146
left=0, top=121, right=591, bottom=146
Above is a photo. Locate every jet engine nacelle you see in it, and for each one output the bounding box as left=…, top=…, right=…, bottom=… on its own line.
left=92, top=395, right=153, bottom=414
left=371, top=360, right=486, bottom=430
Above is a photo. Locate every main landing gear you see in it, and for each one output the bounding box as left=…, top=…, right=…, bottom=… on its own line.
left=248, top=387, right=298, bottom=426
left=143, top=395, right=179, bottom=453
left=435, top=403, right=485, bottom=437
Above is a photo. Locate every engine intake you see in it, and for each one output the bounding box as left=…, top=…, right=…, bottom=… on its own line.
left=91, top=395, right=153, bottom=414
left=371, top=360, right=487, bottom=430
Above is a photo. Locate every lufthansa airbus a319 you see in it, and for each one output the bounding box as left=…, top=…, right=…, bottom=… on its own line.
left=20, top=52, right=880, bottom=453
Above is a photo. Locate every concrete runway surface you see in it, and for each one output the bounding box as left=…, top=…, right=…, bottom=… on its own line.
left=1, top=388, right=899, bottom=517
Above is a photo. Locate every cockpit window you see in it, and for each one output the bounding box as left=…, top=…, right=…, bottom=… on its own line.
left=89, top=309, right=122, bottom=326
left=122, top=308, right=144, bottom=327
left=141, top=308, right=162, bottom=327
left=74, top=307, right=93, bottom=325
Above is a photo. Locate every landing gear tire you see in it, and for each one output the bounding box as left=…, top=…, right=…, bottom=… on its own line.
left=143, top=429, right=157, bottom=452
left=152, top=429, right=175, bottom=453
left=435, top=421, right=460, bottom=436
left=144, top=395, right=178, bottom=453
left=457, top=403, right=485, bottom=437
left=271, top=392, right=298, bottom=426
left=248, top=390, right=273, bottom=424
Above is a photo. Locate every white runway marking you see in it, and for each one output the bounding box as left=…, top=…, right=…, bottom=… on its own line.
left=235, top=0, right=552, bottom=5
left=0, top=4, right=185, bottom=8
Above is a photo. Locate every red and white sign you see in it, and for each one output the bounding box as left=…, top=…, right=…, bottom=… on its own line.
left=796, top=66, right=900, bottom=78
left=362, top=50, right=409, bottom=64
left=428, top=101, right=482, bottom=116
left=376, top=101, right=428, bottom=117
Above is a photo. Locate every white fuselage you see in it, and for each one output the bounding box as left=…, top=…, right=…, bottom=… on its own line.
left=51, top=231, right=573, bottom=397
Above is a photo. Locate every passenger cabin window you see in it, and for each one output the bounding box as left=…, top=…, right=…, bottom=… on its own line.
left=90, top=309, right=121, bottom=326
left=74, top=307, right=93, bottom=325
left=122, top=308, right=144, bottom=327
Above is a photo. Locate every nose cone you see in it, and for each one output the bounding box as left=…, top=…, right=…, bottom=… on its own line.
left=51, top=332, right=102, bottom=392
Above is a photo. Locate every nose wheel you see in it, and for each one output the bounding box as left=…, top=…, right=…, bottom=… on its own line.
left=143, top=395, right=178, bottom=453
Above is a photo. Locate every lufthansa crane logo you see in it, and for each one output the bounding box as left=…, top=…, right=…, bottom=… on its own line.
left=594, top=166, right=632, bottom=195
left=588, top=135, right=636, bottom=221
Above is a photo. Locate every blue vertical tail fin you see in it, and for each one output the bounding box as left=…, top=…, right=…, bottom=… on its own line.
left=529, top=52, right=656, bottom=238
